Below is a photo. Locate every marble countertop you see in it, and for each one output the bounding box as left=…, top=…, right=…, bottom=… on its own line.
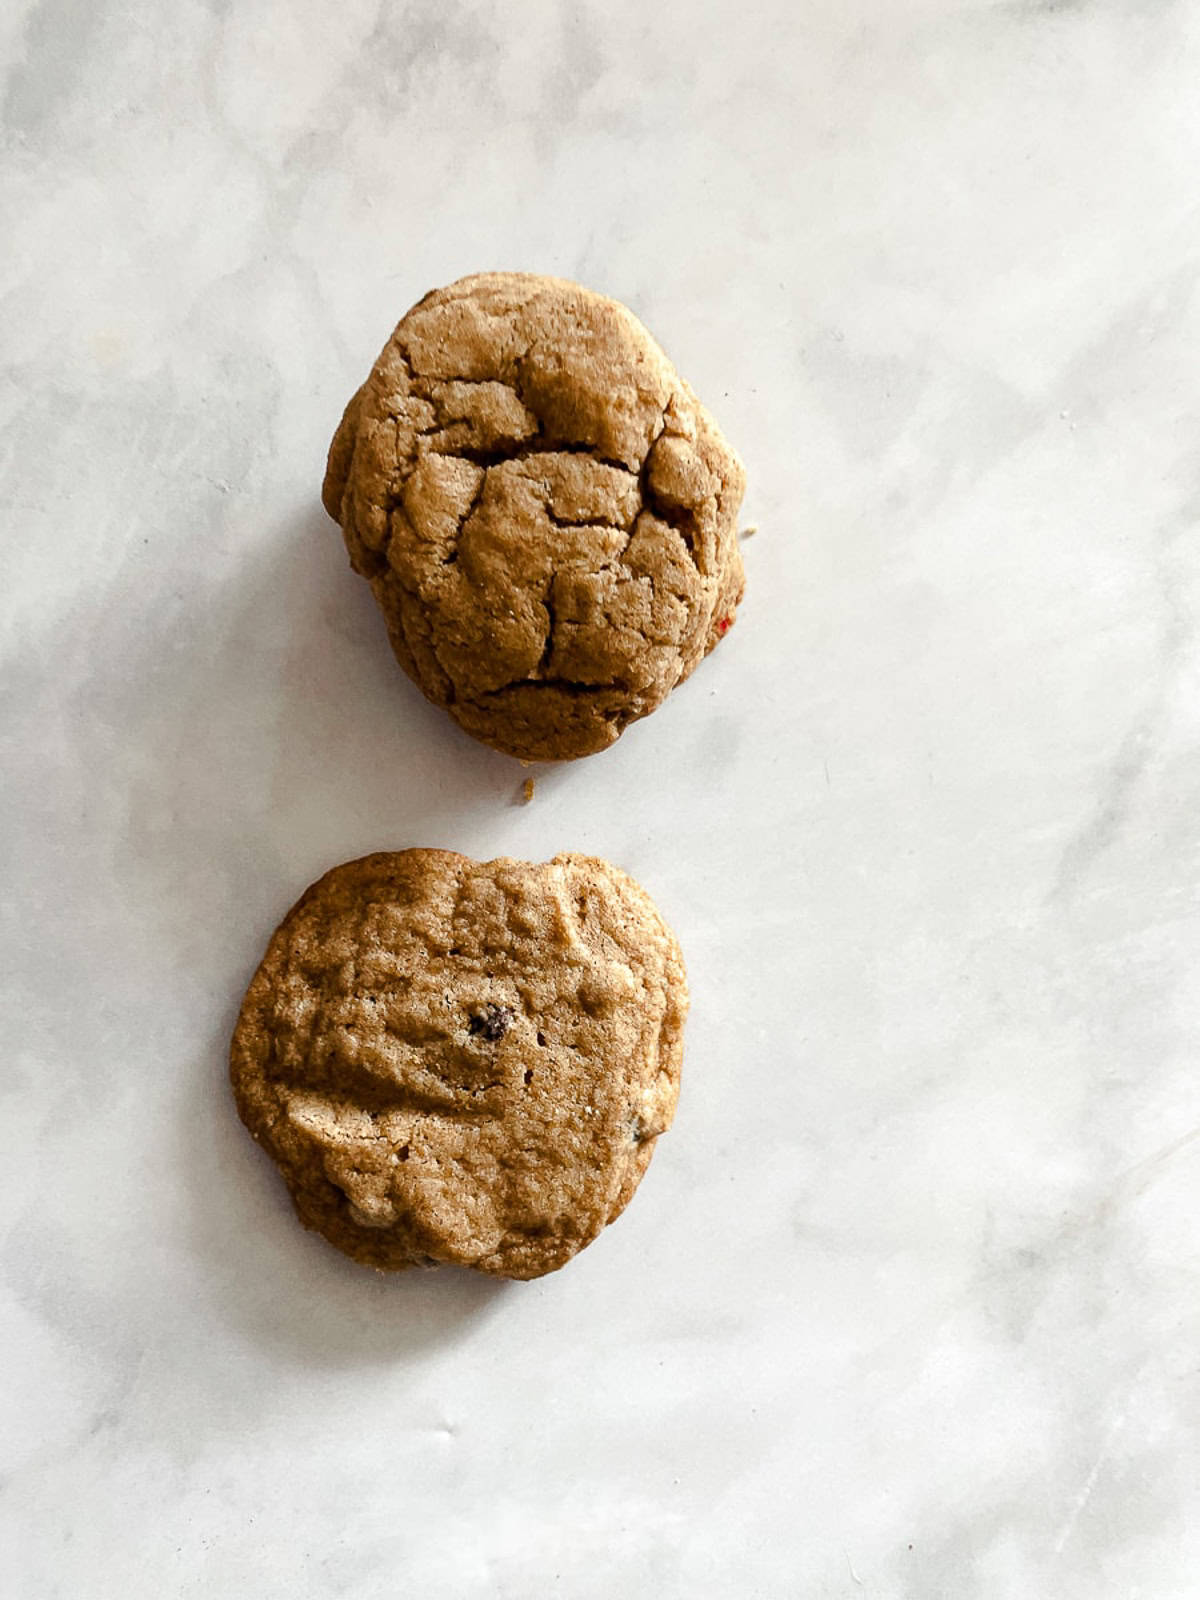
left=4, top=1, right=1200, bottom=1595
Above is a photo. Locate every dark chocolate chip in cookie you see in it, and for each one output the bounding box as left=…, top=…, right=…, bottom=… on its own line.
left=468, top=1003, right=513, bottom=1041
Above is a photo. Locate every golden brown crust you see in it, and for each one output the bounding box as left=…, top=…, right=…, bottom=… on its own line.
left=323, top=273, right=746, bottom=761
left=230, top=849, right=687, bottom=1279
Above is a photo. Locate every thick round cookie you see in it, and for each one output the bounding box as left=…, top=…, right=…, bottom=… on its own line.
left=322, top=272, right=746, bottom=761
left=230, top=850, right=687, bottom=1279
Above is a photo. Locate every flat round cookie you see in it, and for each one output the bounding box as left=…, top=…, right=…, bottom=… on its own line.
left=230, top=850, right=687, bottom=1279
left=322, top=272, right=746, bottom=761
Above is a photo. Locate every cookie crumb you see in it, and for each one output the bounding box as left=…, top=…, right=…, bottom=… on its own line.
left=322, top=273, right=747, bottom=761
left=740, top=523, right=758, bottom=540
left=230, top=848, right=687, bottom=1279
left=511, top=774, right=536, bottom=806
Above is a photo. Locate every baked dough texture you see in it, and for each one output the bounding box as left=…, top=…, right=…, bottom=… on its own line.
left=230, top=850, right=688, bottom=1279
left=322, top=272, right=746, bottom=761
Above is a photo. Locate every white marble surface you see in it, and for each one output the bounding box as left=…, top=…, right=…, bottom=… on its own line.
left=4, top=1, right=1200, bottom=1594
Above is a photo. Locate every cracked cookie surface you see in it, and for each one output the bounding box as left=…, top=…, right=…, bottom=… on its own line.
left=230, top=849, right=688, bottom=1279
left=322, top=272, right=746, bottom=760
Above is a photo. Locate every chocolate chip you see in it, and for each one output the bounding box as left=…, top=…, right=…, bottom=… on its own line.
left=468, top=1003, right=513, bottom=1042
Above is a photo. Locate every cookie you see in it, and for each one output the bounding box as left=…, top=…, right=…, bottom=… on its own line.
left=230, top=850, right=687, bottom=1279
left=322, top=272, right=746, bottom=761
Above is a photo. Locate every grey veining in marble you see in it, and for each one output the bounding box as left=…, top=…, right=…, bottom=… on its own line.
left=3, top=1, right=1200, bottom=1595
